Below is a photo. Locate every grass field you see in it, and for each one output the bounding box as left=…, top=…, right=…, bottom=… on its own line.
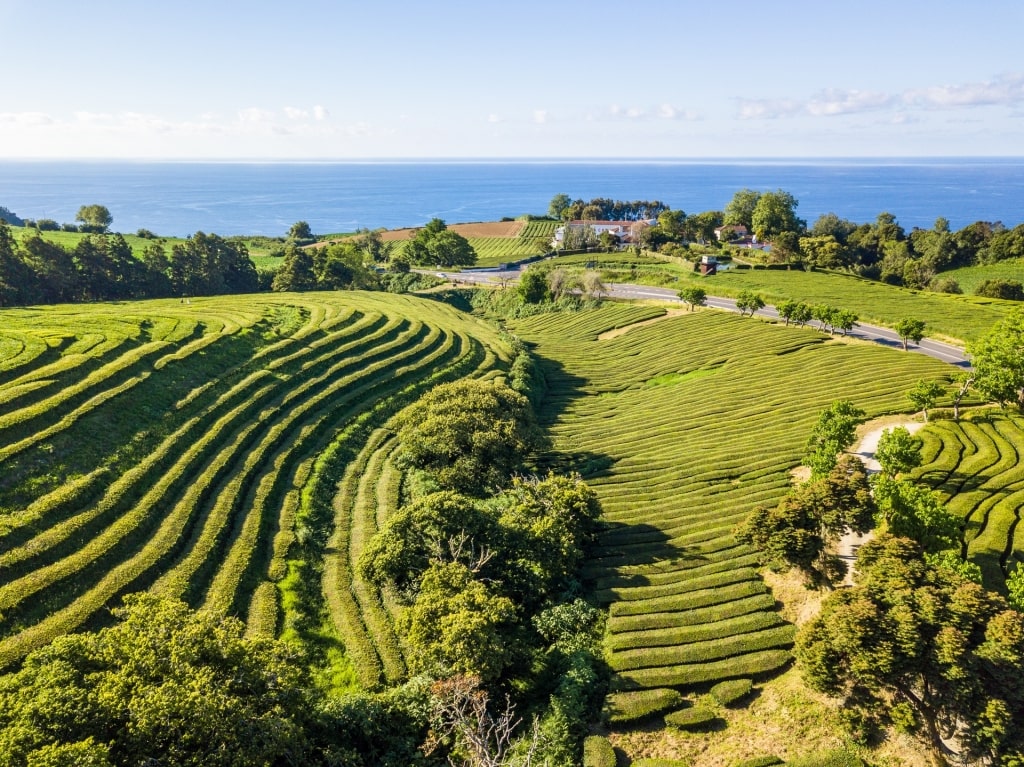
left=8, top=225, right=288, bottom=268
left=913, top=411, right=1024, bottom=590
left=507, top=303, right=951, bottom=744
left=939, top=259, right=1024, bottom=294
left=542, top=252, right=1013, bottom=344
left=0, top=291, right=510, bottom=674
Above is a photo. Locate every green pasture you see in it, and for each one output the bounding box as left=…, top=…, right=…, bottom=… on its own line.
left=940, top=259, right=1024, bottom=293
left=0, top=292, right=510, bottom=674
left=913, top=411, right=1024, bottom=590
left=9, top=225, right=287, bottom=263
left=542, top=251, right=1011, bottom=344
left=508, top=303, right=952, bottom=710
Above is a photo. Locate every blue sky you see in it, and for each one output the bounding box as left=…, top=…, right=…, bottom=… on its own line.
left=2, top=0, right=1023, bottom=159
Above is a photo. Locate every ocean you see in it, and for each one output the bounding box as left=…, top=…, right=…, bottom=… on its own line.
left=1, top=158, right=1023, bottom=238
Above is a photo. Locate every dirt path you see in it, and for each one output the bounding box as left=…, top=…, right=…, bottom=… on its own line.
left=597, top=308, right=688, bottom=340
left=836, top=419, right=926, bottom=585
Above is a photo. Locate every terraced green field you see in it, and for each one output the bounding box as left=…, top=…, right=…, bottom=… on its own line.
left=913, top=411, right=1024, bottom=590
left=940, top=259, right=1024, bottom=294
left=0, top=292, right=510, bottom=672
left=508, top=304, right=952, bottom=724
left=387, top=220, right=558, bottom=268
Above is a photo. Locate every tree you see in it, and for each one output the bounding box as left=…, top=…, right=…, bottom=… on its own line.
left=833, top=308, right=858, bottom=337
left=724, top=189, right=761, bottom=230
left=975, top=279, right=1024, bottom=301
left=495, top=473, right=600, bottom=606
left=734, top=290, right=765, bottom=317
left=736, top=454, right=875, bottom=585
left=271, top=245, right=318, bottom=291
left=796, top=535, right=1024, bottom=764
left=75, top=204, right=113, bottom=233
left=908, top=378, right=945, bottom=422
left=358, top=491, right=499, bottom=596
left=657, top=209, right=686, bottom=238
left=286, top=220, right=315, bottom=245
left=518, top=267, right=551, bottom=304
left=950, top=371, right=974, bottom=421
left=872, top=476, right=960, bottom=552
left=580, top=270, right=605, bottom=300
left=804, top=400, right=866, bottom=478
left=406, top=218, right=477, bottom=268
left=677, top=286, right=707, bottom=311
left=547, top=268, right=576, bottom=301
left=969, top=308, right=1024, bottom=409
left=875, top=426, right=923, bottom=478
left=0, top=594, right=313, bottom=766
left=895, top=317, right=926, bottom=351
left=402, top=561, right=518, bottom=682
left=751, top=189, right=805, bottom=240
left=392, top=379, right=545, bottom=496
left=548, top=193, right=572, bottom=220
left=776, top=298, right=800, bottom=326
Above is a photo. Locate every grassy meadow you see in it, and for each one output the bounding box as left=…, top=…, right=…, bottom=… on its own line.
left=543, top=250, right=1015, bottom=344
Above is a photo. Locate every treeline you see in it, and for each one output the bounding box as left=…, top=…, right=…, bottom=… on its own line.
left=548, top=194, right=669, bottom=221
left=0, top=221, right=451, bottom=307
left=0, top=222, right=258, bottom=305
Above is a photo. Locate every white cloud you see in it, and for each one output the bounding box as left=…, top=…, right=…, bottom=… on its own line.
left=806, top=89, right=894, bottom=116
left=487, top=113, right=502, bottom=123
left=284, top=106, right=308, bottom=120
left=533, top=109, right=548, bottom=124
left=0, top=111, right=54, bottom=126
left=736, top=99, right=803, bottom=119
left=312, top=105, right=329, bottom=121
left=739, top=74, right=1024, bottom=121
left=903, top=73, right=1024, bottom=108
left=238, top=107, right=275, bottom=124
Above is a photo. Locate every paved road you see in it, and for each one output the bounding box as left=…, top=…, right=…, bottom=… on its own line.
left=431, top=268, right=971, bottom=368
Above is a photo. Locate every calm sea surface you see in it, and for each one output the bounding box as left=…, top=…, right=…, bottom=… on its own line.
left=1, top=159, right=1023, bottom=237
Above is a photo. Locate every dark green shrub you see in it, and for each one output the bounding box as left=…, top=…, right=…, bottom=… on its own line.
left=664, top=705, right=718, bottom=730
left=604, top=688, right=682, bottom=725
left=711, top=678, right=753, bottom=707
left=730, top=757, right=783, bottom=767
left=582, top=735, right=616, bottom=767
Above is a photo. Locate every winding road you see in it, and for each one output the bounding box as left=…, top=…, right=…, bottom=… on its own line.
left=434, top=267, right=971, bottom=368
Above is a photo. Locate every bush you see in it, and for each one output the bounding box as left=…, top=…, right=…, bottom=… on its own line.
left=730, top=758, right=784, bottom=767
left=582, top=735, right=616, bottom=767
left=664, top=705, right=718, bottom=731
left=711, top=678, right=753, bottom=706
left=787, top=748, right=865, bottom=767
left=929, top=276, right=962, bottom=294
left=61, top=222, right=79, bottom=232
left=36, top=218, right=60, bottom=231
left=975, top=278, right=1024, bottom=301
left=604, top=688, right=682, bottom=725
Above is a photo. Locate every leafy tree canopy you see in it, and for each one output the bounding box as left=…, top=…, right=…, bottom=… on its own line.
left=804, top=400, right=866, bottom=478
left=406, top=219, right=477, bottom=268
left=796, top=535, right=1024, bottom=764
left=0, top=594, right=314, bottom=767
left=970, top=308, right=1024, bottom=409
left=393, top=379, right=545, bottom=496
left=75, top=204, right=113, bottom=233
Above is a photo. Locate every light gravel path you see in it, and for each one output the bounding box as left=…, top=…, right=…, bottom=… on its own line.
left=837, top=421, right=926, bottom=585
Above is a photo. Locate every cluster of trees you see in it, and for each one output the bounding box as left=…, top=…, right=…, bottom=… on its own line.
left=356, top=378, right=607, bottom=764
left=739, top=394, right=1024, bottom=763
left=548, top=194, right=669, bottom=222
left=0, top=222, right=258, bottom=305
left=404, top=218, right=477, bottom=268
left=271, top=238, right=381, bottom=293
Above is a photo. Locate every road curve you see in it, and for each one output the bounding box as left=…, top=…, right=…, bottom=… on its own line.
left=429, top=269, right=971, bottom=368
